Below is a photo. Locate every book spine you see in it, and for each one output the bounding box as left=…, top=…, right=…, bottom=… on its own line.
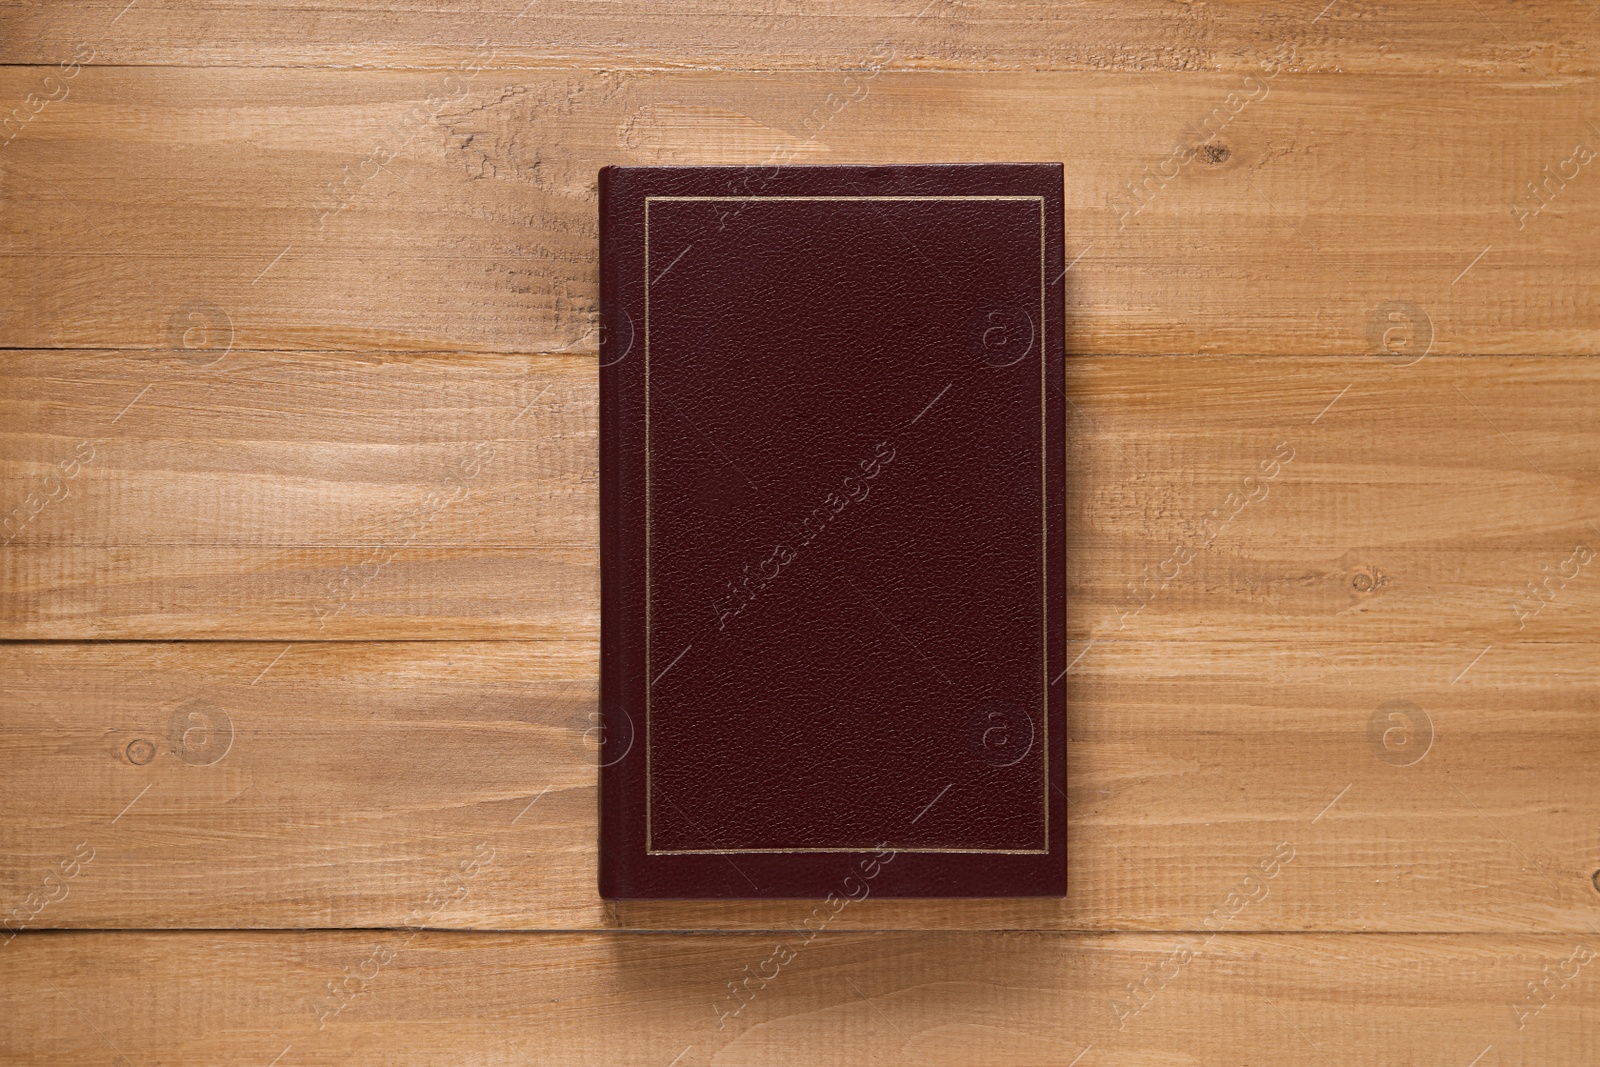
left=597, top=166, right=626, bottom=898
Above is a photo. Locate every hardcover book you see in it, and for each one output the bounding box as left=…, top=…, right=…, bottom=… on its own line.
left=599, top=163, right=1065, bottom=898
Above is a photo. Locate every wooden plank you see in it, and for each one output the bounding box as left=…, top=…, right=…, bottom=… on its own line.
left=2, top=0, right=1596, bottom=75
left=4, top=636, right=1598, bottom=932
left=9, top=353, right=1600, bottom=641
left=0, top=350, right=595, bottom=639
left=0, top=640, right=606, bottom=932
left=3, top=930, right=1595, bottom=1064
left=1070, top=353, right=1600, bottom=646
left=2, top=67, right=1597, bottom=356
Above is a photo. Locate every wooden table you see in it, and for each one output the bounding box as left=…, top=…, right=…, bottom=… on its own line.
left=4, top=2, right=1600, bottom=1062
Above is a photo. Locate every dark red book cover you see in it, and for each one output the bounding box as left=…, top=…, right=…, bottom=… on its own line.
left=599, top=164, right=1065, bottom=898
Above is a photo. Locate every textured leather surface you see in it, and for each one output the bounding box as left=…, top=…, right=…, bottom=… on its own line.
left=600, top=164, right=1065, bottom=898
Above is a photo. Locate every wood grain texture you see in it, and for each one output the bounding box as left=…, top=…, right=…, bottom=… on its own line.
left=1, top=350, right=595, bottom=638
left=3, top=66, right=1598, bottom=357
left=1071, top=354, right=1600, bottom=647
left=3, top=0, right=1597, bottom=74
left=4, top=931, right=1597, bottom=1065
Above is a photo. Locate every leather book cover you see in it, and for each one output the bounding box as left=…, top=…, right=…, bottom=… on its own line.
left=599, top=164, right=1065, bottom=898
